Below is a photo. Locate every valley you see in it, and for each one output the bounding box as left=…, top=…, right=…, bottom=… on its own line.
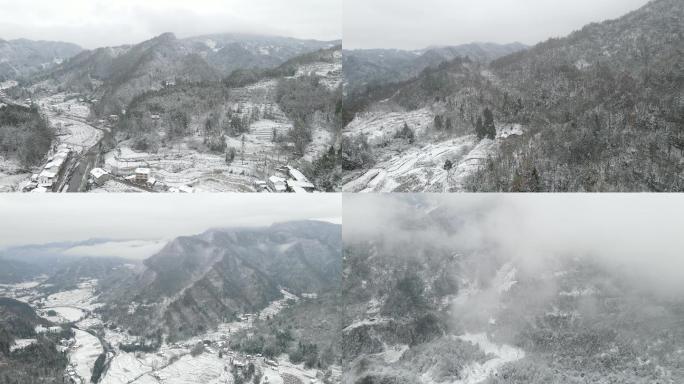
left=1, top=278, right=336, bottom=384
left=0, top=219, right=343, bottom=384
left=0, top=33, right=342, bottom=193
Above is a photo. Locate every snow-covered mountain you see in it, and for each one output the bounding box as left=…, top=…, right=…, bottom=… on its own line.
left=341, top=0, right=683, bottom=192
left=31, top=32, right=339, bottom=116
left=100, top=220, right=342, bottom=341
left=342, top=195, right=684, bottom=384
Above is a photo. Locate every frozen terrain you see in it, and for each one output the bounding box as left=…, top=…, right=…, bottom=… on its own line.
left=70, top=329, right=104, bottom=383
left=0, top=156, right=29, bottom=192
left=2, top=268, right=336, bottom=384
left=38, top=94, right=103, bottom=154
left=344, top=108, right=433, bottom=146
left=343, top=136, right=496, bottom=192
left=343, top=106, right=523, bottom=192
left=455, top=333, right=525, bottom=384
left=9, top=338, right=37, bottom=352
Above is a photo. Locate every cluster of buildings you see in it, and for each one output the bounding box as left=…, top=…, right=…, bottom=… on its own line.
left=27, top=144, right=72, bottom=192
left=64, top=363, right=83, bottom=384
left=263, top=165, right=316, bottom=193
left=89, top=166, right=196, bottom=193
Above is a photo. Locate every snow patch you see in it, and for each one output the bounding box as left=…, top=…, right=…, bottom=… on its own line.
left=455, top=333, right=525, bottom=384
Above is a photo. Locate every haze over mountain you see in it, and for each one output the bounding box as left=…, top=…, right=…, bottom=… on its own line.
left=343, top=42, right=528, bottom=95
left=0, top=38, right=82, bottom=81
left=342, top=194, right=684, bottom=383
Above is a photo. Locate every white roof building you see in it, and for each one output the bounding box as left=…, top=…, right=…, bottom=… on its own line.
left=268, top=176, right=287, bottom=193
left=90, top=168, right=108, bottom=179
left=286, top=166, right=315, bottom=191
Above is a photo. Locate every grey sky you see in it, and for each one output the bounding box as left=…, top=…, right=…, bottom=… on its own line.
left=344, top=0, right=651, bottom=50
left=0, top=194, right=341, bottom=248
left=0, top=0, right=342, bottom=49
left=344, top=194, right=684, bottom=295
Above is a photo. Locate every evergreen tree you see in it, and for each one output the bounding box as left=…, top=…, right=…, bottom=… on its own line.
left=434, top=115, right=443, bottom=130
left=483, top=108, right=496, bottom=139
left=396, top=122, right=415, bottom=144
left=445, top=117, right=453, bottom=132
left=475, top=116, right=484, bottom=139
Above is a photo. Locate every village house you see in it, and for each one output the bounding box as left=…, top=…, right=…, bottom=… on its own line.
left=89, top=168, right=111, bottom=186
left=268, top=175, right=288, bottom=193
left=286, top=166, right=315, bottom=192
left=37, top=146, right=70, bottom=189
left=135, top=168, right=151, bottom=183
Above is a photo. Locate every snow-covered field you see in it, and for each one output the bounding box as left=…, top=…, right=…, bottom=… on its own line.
left=90, top=179, right=147, bottom=192
left=70, top=329, right=104, bottom=383
left=41, top=280, right=100, bottom=311
left=104, top=143, right=261, bottom=192
left=343, top=136, right=496, bottom=192
left=39, top=93, right=103, bottom=153
left=41, top=306, right=86, bottom=323
left=51, top=116, right=102, bottom=153
left=138, top=353, right=228, bottom=384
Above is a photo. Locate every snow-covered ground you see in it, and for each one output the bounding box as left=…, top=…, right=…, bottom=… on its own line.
left=295, top=61, right=342, bottom=90
left=344, top=108, right=433, bottom=146
left=41, top=306, right=86, bottom=323
left=258, top=289, right=298, bottom=320
left=39, top=93, right=103, bottom=154
left=377, top=344, right=409, bottom=364
left=497, top=124, right=523, bottom=139
left=4, top=275, right=330, bottom=384
left=0, top=156, right=30, bottom=192
left=69, top=329, right=104, bottom=383
left=9, top=338, right=37, bottom=352
left=138, top=353, right=228, bottom=384
left=0, top=80, right=18, bottom=90
left=455, top=333, right=525, bottom=384
left=104, top=143, right=261, bottom=192
left=0, top=93, right=104, bottom=191
left=40, top=280, right=101, bottom=311
left=343, top=136, right=496, bottom=192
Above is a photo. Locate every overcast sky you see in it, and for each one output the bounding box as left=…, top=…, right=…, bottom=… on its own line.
left=0, top=194, right=341, bottom=250
left=0, top=0, right=341, bottom=49
left=344, top=0, right=651, bottom=50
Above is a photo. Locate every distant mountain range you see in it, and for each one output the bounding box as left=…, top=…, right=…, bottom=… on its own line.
left=29, top=32, right=339, bottom=115
left=343, top=42, right=528, bottom=95
left=0, top=38, right=82, bottom=81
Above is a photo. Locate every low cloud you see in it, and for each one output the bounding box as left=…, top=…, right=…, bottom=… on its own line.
left=63, top=239, right=168, bottom=260
left=344, top=194, right=684, bottom=295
